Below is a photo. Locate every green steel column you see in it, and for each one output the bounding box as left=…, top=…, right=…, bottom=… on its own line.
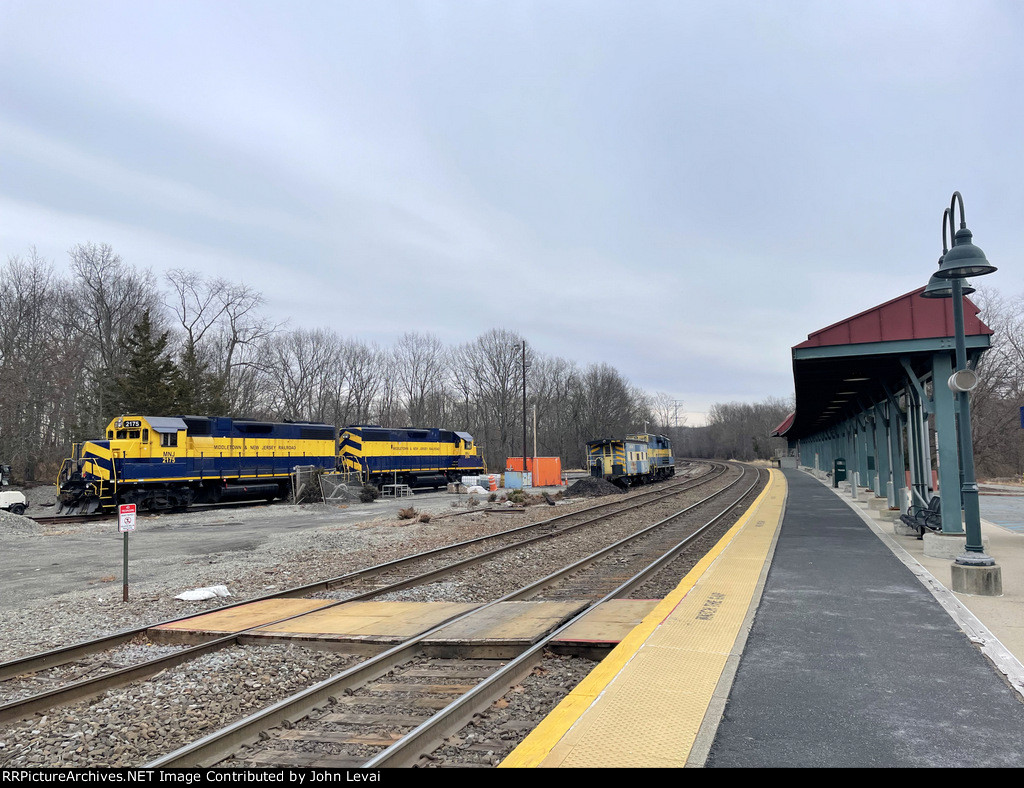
left=847, top=420, right=859, bottom=487
left=873, top=403, right=890, bottom=498
left=931, top=351, right=964, bottom=533
left=906, top=385, right=929, bottom=508
left=949, top=278, right=988, bottom=558
left=888, top=399, right=906, bottom=507
left=857, top=417, right=870, bottom=490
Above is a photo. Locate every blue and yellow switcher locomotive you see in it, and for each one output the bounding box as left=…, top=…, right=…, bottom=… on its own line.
left=586, top=432, right=675, bottom=488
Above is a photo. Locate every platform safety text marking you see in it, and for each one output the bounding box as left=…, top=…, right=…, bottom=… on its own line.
left=696, top=592, right=726, bottom=621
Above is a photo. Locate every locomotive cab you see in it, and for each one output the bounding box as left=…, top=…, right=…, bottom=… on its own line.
left=57, top=416, right=189, bottom=514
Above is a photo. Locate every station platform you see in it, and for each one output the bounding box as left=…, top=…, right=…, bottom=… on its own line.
left=502, top=467, right=1024, bottom=768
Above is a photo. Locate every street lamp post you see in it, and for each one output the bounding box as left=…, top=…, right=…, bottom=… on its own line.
left=920, top=192, right=1000, bottom=591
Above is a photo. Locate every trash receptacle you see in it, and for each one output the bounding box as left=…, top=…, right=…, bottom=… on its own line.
left=833, top=458, right=847, bottom=488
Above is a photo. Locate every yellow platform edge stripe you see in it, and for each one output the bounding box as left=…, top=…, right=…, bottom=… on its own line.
left=500, top=467, right=784, bottom=768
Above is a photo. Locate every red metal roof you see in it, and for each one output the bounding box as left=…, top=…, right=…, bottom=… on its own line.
left=795, top=287, right=993, bottom=349
left=771, top=412, right=795, bottom=437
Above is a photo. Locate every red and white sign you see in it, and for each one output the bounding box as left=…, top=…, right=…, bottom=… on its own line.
left=118, top=504, right=137, bottom=532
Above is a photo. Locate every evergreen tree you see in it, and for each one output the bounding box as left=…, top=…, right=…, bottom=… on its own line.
left=110, top=310, right=181, bottom=415
left=176, top=342, right=227, bottom=415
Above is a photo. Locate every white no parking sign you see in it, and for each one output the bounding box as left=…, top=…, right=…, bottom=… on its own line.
left=118, top=503, right=136, bottom=532
left=119, top=503, right=136, bottom=601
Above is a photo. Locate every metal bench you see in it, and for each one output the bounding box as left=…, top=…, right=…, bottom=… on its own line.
left=899, top=496, right=941, bottom=539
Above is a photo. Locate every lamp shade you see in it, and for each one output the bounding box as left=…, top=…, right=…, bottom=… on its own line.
left=921, top=272, right=975, bottom=299
left=935, top=227, right=997, bottom=279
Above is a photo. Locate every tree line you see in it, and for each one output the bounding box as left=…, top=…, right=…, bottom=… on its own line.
left=968, top=288, right=1024, bottom=480
left=0, top=244, right=798, bottom=482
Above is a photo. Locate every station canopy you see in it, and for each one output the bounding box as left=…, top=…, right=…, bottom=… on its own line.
left=773, top=287, right=993, bottom=441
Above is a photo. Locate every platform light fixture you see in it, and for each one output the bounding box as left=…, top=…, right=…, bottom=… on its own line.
left=922, top=270, right=975, bottom=299
left=919, top=192, right=997, bottom=571
left=934, top=195, right=997, bottom=279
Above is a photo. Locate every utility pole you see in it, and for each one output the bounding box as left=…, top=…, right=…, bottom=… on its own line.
left=522, top=340, right=528, bottom=488
left=533, top=404, right=537, bottom=465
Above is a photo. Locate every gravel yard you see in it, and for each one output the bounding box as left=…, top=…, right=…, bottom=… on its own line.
left=0, top=484, right=599, bottom=661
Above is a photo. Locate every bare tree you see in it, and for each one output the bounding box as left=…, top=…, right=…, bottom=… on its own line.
left=572, top=363, right=645, bottom=443
left=650, top=392, right=685, bottom=432
left=373, top=350, right=403, bottom=427
left=262, top=329, right=342, bottom=423
left=164, top=269, right=232, bottom=412
left=69, top=243, right=163, bottom=427
left=392, top=332, right=449, bottom=426
left=342, top=340, right=385, bottom=425
left=0, top=250, right=87, bottom=478
left=528, top=355, right=580, bottom=460
left=699, top=397, right=793, bottom=461
left=451, top=329, right=532, bottom=469
left=207, top=281, right=282, bottom=414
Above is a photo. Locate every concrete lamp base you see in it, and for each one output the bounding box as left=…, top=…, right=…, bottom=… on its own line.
left=950, top=559, right=1003, bottom=597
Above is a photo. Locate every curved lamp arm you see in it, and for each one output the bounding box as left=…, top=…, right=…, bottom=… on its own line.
left=950, top=190, right=966, bottom=232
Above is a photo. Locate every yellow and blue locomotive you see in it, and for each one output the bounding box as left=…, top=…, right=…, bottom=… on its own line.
left=586, top=432, right=675, bottom=488
left=338, top=425, right=486, bottom=489
left=57, top=415, right=336, bottom=514
left=56, top=415, right=488, bottom=513
left=630, top=432, right=675, bottom=481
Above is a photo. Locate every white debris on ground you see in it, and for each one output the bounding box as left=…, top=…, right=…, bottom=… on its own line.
left=173, top=584, right=232, bottom=601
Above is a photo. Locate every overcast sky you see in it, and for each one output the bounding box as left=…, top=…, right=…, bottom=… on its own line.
left=3, top=1, right=1023, bottom=425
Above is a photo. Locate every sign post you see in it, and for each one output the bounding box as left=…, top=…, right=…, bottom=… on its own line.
left=118, top=504, right=136, bottom=602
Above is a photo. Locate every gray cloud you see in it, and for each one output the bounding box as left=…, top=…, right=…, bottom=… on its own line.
left=2, top=0, right=1022, bottom=424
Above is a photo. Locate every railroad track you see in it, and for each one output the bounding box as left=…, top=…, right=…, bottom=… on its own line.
left=151, top=464, right=764, bottom=768
left=0, top=461, right=766, bottom=767
left=0, top=465, right=726, bottom=716
left=0, top=461, right=724, bottom=695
